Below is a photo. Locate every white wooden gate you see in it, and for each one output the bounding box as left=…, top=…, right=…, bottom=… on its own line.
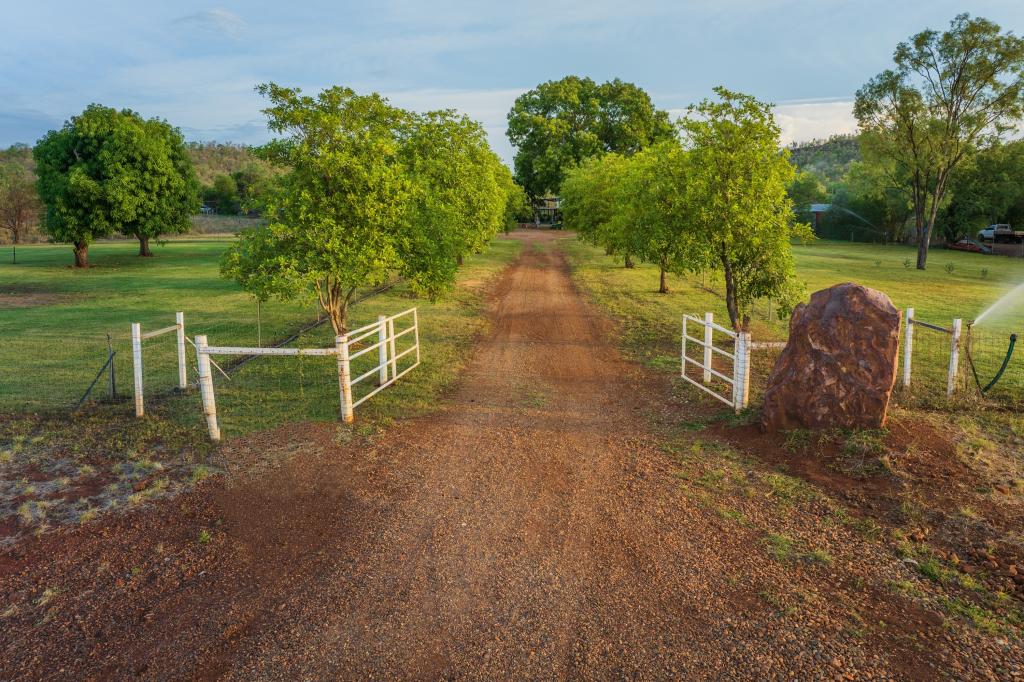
left=194, top=308, right=420, bottom=441
left=901, top=307, right=963, bottom=396
left=131, top=312, right=187, bottom=417
left=681, top=313, right=751, bottom=412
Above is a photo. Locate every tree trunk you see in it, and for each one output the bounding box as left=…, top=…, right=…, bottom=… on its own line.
left=456, top=253, right=464, bottom=266
left=918, top=176, right=948, bottom=270
left=73, top=241, right=89, bottom=268
left=138, top=236, right=153, bottom=257
left=658, top=257, right=669, bottom=294
left=320, top=281, right=359, bottom=337
left=624, top=253, right=634, bottom=269
left=915, top=230, right=930, bottom=269
left=721, top=250, right=739, bottom=330
left=605, top=244, right=614, bottom=256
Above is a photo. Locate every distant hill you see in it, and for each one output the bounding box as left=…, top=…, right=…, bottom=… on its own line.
left=186, top=142, right=275, bottom=186
left=787, top=134, right=860, bottom=184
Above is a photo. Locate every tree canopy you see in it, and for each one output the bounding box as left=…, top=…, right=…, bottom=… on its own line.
left=855, top=13, right=1024, bottom=269
left=222, top=84, right=512, bottom=335
left=563, top=88, right=808, bottom=322
left=680, top=88, right=811, bottom=329
left=34, top=105, right=199, bottom=264
left=506, top=76, right=673, bottom=199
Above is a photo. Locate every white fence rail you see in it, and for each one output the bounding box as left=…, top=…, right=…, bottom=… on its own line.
left=195, top=308, right=420, bottom=441
left=681, top=313, right=751, bottom=412
left=131, top=312, right=187, bottom=417
left=901, top=307, right=963, bottom=396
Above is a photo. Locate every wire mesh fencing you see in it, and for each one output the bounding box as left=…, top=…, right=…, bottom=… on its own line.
left=0, top=283, right=399, bottom=419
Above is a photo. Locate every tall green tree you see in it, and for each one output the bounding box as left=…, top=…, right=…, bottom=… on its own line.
left=33, top=105, right=199, bottom=264
left=222, top=84, right=510, bottom=335
left=506, top=76, right=673, bottom=201
left=611, top=141, right=702, bottom=293
left=855, top=13, right=1024, bottom=269
left=561, top=152, right=636, bottom=265
left=399, top=110, right=509, bottom=294
left=681, top=88, right=812, bottom=330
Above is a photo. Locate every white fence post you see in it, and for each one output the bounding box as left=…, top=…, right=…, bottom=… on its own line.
left=902, top=307, right=914, bottom=389
left=176, top=312, right=187, bottom=390
left=131, top=322, right=144, bottom=417
left=703, top=312, right=713, bottom=383
left=337, top=335, right=354, bottom=423
left=387, top=318, right=398, bottom=381
left=413, top=308, right=421, bottom=365
left=195, top=335, right=220, bottom=441
left=680, top=316, right=688, bottom=378
left=732, top=331, right=751, bottom=413
left=377, top=314, right=388, bottom=386
left=947, top=318, right=962, bottom=397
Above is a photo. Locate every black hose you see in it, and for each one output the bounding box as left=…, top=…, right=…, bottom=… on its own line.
left=982, top=333, right=1017, bottom=394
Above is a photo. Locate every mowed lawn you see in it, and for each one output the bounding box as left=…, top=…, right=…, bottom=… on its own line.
left=0, top=237, right=522, bottom=427
left=565, top=237, right=1024, bottom=402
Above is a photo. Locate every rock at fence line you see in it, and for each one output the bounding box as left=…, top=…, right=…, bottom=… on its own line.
left=761, top=282, right=900, bottom=432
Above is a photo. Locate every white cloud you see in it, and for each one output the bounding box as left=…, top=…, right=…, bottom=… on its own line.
left=170, top=9, right=245, bottom=39
left=667, top=98, right=858, bottom=146
left=774, top=99, right=857, bottom=145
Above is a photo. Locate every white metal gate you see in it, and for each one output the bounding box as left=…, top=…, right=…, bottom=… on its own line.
left=194, top=307, right=420, bottom=441
left=681, top=313, right=750, bottom=412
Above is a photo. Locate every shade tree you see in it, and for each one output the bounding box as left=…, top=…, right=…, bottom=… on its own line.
left=680, top=88, right=812, bottom=329
left=506, top=76, right=673, bottom=202
left=34, top=105, right=199, bottom=265
left=855, top=13, right=1024, bottom=269
left=222, top=84, right=511, bottom=335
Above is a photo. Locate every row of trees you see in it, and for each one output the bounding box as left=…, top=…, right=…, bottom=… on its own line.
left=789, top=134, right=1024, bottom=247
left=222, top=84, right=519, bottom=334
left=562, top=89, right=812, bottom=330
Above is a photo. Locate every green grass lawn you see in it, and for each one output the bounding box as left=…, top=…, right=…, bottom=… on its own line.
left=0, top=236, right=521, bottom=539
left=565, top=237, right=1024, bottom=404
left=0, top=237, right=521, bottom=424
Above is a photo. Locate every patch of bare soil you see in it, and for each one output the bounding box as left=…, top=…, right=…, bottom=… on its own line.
left=715, top=411, right=1024, bottom=603
left=0, top=284, right=78, bottom=308
left=1, top=232, right=1021, bottom=680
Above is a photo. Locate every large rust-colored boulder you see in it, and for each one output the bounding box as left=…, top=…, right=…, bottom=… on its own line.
left=761, top=283, right=900, bottom=432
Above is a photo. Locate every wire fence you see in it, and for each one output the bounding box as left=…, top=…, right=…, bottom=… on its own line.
left=740, top=322, right=1023, bottom=410
left=0, top=284, right=398, bottom=416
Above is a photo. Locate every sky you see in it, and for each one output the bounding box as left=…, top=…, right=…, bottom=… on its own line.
left=2, top=1, right=1023, bottom=165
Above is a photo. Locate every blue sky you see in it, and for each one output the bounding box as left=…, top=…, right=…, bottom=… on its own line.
left=2, top=1, right=1022, bottom=164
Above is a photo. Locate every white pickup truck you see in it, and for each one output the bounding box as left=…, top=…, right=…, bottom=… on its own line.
left=977, top=224, right=1024, bottom=242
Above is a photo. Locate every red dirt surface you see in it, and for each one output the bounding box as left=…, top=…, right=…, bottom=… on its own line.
left=1, top=232, right=1021, bottom=679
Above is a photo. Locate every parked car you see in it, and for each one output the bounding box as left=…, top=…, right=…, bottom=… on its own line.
left=947, top=238, right=991, bottom=254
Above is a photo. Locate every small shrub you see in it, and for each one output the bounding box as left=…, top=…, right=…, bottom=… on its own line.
left=903, top=258, right=912, bottom=269
left=980, top=267, right=989, bottom=279
left=198, top=529, right=211, bottom=544
left=763, top=533, right=797, bottom=562
left=843, top=429, right=888, bottom=457
left=944, top=262, right=955, bottom=274
left=783, top=429, right=812, bottom=452
left=804, top=548, right=833, bottom=565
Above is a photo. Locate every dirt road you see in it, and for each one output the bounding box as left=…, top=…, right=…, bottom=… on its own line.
left=2, top=232, right=1018, bottom=679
